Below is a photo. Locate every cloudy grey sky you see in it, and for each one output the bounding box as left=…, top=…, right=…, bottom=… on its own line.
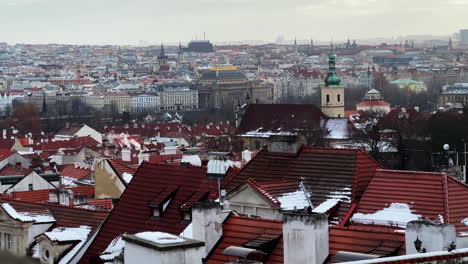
left=1, top=0, right=467, bottom=45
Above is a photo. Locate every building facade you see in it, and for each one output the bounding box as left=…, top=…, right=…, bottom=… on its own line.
left=130, top=94, right=160, bottom=113
left=197, top=68, right=273, bottom=109
left=156, top=84, right=198, bottom=111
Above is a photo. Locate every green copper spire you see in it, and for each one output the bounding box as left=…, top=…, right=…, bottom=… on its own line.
left=325, top=43, right=341, bottom=87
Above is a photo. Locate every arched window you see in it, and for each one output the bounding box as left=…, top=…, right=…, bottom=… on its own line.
left=326, top=94, right=330, bottom=103
left=337, top=94, right=341, bottom=102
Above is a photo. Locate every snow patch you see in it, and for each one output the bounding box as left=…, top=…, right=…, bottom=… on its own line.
left=181, top=155, right=202, bottom=166
left=179, top=223, right=193, bottom=239
left=1, top=203, right=34, bottom=222
left=461, top=218, right=468, bottom=226
left=312, top=199, right=340, bottom=213
left=351, top=203, right=421, bottom=227
left=101, top=235, right=125, bottom=261
left=277, top=190, right=310, bottom=211
left=122, top=172, right=133, bottom=184
left=135, top=232, right=185, bottom=244
left=44, top=226, right=91, bottom=264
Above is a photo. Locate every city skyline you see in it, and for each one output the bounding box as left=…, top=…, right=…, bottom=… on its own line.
left=1, top=0, right=467, bottom=45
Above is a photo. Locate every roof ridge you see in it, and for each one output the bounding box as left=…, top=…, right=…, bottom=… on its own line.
left=0, top=198, right=108, bottom=213
left=377, top=169, right=445, bottom=175
left=246, top=178, right=281, bottom=206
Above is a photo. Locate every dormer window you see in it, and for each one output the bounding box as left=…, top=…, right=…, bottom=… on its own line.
left=149, top=187, right=178, bottom=220
left=153, top=208, right=161, bottom=217
left=183, top=211, right=191, bottom=221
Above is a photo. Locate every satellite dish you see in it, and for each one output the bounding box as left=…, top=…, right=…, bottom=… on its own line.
left=223, top=200, right=230, bottom=209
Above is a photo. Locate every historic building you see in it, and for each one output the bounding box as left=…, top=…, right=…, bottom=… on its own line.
left=356, top=89, right=391, bottom=114
left=197, top=67, right=273, bottom=109
left=321, top=49, right=345, bottom=118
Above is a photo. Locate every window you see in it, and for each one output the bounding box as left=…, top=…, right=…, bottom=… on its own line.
left=28, top=184, right=33, bottom=191
left=183, top=211, right=191, bottom=221
left=337, top=94, right=341, bottom=102
left=43, top=249, right=50, bottom=261
left=4, top=233, right=11, bottom=250
left=326, top=94, right=330, bottom=103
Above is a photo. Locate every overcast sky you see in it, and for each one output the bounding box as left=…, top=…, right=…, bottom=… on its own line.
left=1, top=0, right=467, bottom=45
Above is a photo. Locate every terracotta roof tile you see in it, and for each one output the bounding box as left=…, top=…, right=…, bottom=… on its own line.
left=206, top=215, right=283, bottom=264
left=80, top=163, right=221, bottom=264
left=227, top=147, right=382, bottom=224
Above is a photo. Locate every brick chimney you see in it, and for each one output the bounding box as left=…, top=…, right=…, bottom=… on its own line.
left=283, top=212, right=329, bottom=264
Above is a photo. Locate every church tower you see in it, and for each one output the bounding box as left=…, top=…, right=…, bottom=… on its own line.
left=157, top=43, right=168, bottom=67
left=321, top=45, right=345, bottom=118
left=177, top=41, right=184, bottom=62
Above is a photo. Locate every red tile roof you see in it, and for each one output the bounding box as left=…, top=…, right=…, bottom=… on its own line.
left=108, top=159, right=136, bottom=178
left=356, top=100, right=391, bottom=107
left=329, top=225, right=405, bottom=261
left=0, top=149, right=14, bottom=161
left=4, top=186, right=95, bottom=203
left=86, top=199, right=114, bottom=211
left=0, top=139, right=15, bottom=149
left=80, top=163, right=221, bottom=263
left=0, top=164, right=34, bottom=176
left=206, top=215, right=283, bottom=264
left=59, top=164, right=93, bottom=180
left=227, top=147, right=382, bottom=224
left=350, top=169, right=468, bottom=234
left=237, top=104, right=326, bottom=134
left=0, top=198, right=107, bottom=229
left=33, top=136, right=99, bottom=151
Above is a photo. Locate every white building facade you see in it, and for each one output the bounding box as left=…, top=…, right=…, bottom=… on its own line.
left=130, top=94, right=160, bottom=113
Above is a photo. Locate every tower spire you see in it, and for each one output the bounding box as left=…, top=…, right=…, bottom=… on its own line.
left=325, top=43, right=341, bottom=88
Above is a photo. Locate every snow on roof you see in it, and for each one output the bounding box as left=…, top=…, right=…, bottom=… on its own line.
left=0, top=203, right=54, bottom=223
left=240, top=130, right=295, bottom=138
left=1, top=203, right=34, bottom=222
left=323, top=118, right=352, bottom=140
left=277, top=190, right=310, bottom=211
left=134, top=231, right=185, bottom=245
left=100, top=235, right=125, bottom=261
left=181, top=155, right=202, bottom=166
left=44, top=226, right=91, bottom=242
left=312, top=199, right=340, bottom=213
left=179, top=223, right=193, bottom=239
left=44, top=226, right=92, bottom=264
left=122, top=172, right=133, bottom=184
left=350, top=202, right=421, bottom=228
left=462, top=218, right=468, bottom=226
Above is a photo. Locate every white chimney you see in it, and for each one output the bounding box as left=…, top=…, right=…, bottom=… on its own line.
left=192, top=202, right=223, bottom=257
left=242, top=149, right=252, bottom=164
left=405, top=220, right=456, bottom=255
left=283, top=213, right=329, bottom=264
left=121, top=148, right=131, bottom=162
left=122, top=232, right=204, bottom=264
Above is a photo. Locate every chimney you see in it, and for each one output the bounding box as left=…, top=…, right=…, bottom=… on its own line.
left=122, top=232, right=204, bottom=264
left=121, top=148, right=131, bottom=162
left=283, top=212, right=329, bottom=264
left=405, top=220, right=456, bottom=254
left=192, top=202, right=223, bottom=257
left=268, top=135, right=303, bottom=154
left=242, top=149, right=253, bottom=164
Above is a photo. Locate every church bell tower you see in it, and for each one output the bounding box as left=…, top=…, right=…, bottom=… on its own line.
left=321, top=45, right=345, bottom=118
